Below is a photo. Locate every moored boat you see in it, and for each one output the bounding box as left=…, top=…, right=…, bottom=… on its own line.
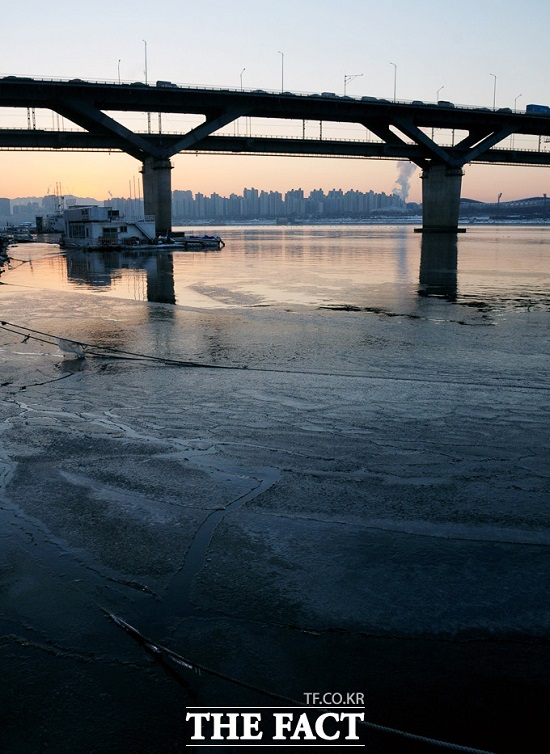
left=162, top=232, right=225, bottom=249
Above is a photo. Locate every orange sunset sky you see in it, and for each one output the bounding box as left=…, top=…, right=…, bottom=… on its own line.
left=1, top=150, right=548, bottom=206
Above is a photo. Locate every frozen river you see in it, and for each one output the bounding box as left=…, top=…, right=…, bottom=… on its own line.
left=0, top=225, right=549, bottom=752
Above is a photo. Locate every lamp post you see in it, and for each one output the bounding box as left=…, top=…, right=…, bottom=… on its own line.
left=512, top=94, right=522, bottom=149
left=278, top=50, right=284, bottom=92
left=118, top=59, right=121, bottom=85
left=143, top=40, right=148, bottom=84
left=490, top=73, right=497, bottom=110
left=390, top=62, right=397, bottom=102
left=344, top=73, right=363, bottom=95
left=143, top=40, right=150, bottom=134
left=240, top=68, right=246, bottom=91
left=437, top=85, right=444, bottom=102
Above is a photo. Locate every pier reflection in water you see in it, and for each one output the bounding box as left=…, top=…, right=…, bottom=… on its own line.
left=66, top=249, right=176, bottom=305
left=418, top=233, right=458, bottom=300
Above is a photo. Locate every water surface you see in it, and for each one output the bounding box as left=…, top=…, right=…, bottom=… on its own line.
left=3, top=224, right=549, bottom=312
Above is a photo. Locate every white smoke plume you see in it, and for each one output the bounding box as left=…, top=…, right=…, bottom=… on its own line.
left=393, top=161, right=417, bottom=201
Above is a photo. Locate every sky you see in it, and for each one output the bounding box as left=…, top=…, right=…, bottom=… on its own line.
left=1, top=0, right=550, bottom=203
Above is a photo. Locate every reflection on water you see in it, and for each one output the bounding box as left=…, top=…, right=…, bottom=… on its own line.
left=418, top=233, right=458, bottom=300
left=66, top=249, right=177, bottom=305
left=65, top=248, right=175, bottom=302
left=2, top=225, right=549, bottom=312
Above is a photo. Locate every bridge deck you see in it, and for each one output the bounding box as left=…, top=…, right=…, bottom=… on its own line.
left=1, top=77, right=550, bottom=167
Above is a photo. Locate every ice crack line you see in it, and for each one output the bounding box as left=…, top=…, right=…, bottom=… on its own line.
left=161, top=468, right=280, bottom=619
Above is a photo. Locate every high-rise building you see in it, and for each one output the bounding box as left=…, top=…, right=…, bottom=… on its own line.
left=0, top=197, right=11, bottom=222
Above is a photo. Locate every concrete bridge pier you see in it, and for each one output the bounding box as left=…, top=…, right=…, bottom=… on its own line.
left=420, top=164, right=464, bottom=232
left=141, top=157, right=173, bottom=236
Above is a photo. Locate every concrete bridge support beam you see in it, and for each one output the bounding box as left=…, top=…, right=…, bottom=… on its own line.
left=421, top=164, right=464, bottom=232
left=141, top=157, right=173, bottom=236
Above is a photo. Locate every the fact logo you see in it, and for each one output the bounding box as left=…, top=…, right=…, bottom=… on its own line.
left=185, top=702, right=366, bottom=747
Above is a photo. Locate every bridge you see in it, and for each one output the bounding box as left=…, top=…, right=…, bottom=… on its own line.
left=1, top=76, right=550, bottom=234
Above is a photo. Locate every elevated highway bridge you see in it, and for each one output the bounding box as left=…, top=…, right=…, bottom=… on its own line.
left=1, top=76, right=550, bottom=234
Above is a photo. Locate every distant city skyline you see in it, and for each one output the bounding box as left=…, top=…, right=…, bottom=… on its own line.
left=3, top=185, right=548, bottom=227
left=1, top=185, right=408, bottom=224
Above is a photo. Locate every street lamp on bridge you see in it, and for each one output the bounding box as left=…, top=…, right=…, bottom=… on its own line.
left=143, top=40, right=148, bottom=84
left=490, top=73, right=497, bottom=110
left=143, top=40, right=150, bottom=133
left=390, top=62, right=397, bottom=102
left=437, top=85, right=444, bottom=102
left=240, top=68, right=246, bottom=91
left=512, top=94, right=522, bottom=148
left=278, top=51, right=284, bottom=93
left=344, top=73, right=363, bottom=96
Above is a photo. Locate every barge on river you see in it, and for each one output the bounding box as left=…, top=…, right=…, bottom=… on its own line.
left=60, top=206, right=224, bottom=251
